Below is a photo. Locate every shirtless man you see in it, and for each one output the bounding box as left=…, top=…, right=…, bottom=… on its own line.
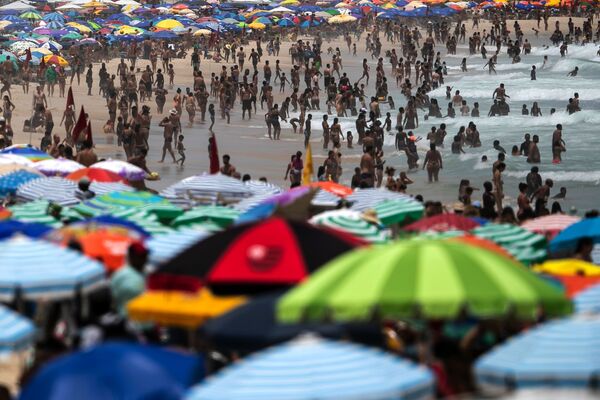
left=158, top=116, right=177, bottom=163
left=322, top=115, right=330, bottom=149
left=492, top=83, right=509, bottom=101
left=527, top=134, right=541, bottom=163
left=220, top=154, right=236, bottom=176
left=76, top=140, right=98, bottom=167
left=360, top=144, right=375, bottom=188
left=551, top=124, right=565, bottom=163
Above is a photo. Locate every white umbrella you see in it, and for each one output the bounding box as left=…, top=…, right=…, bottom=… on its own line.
left=92, top=160, right=146, bottom=181
left=0, top=1, right=34, bottom=10
left=0, top=154, right=34, bottom=167
left=56, top=4, right=82, bottom=9
left=34, top=158, right=84, bottom=177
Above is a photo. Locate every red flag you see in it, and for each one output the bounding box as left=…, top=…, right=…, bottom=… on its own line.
left=85, top=121, right=93, bottom=145
left=208, top=132, right=219, bottom=174
left=72, top=106, right=87, bottom=143
left=66, top=86, right=74, bottom=110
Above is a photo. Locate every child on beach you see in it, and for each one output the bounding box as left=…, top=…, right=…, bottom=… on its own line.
left=177, top=134, right=186, bottom=166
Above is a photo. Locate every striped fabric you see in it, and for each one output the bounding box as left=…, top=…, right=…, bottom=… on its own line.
left=372, top=199, right=425, bottom=226
left=311, top=189, right=342, bottom=207
left=592, top=244, right=600, bottom=265
left=161, top=174, right=252, bottom=206
left=111, top=209, right=174, bottom=236
left=476, top=316, right=600, bottom=390
left=71, top=190, right=170, bottom=218
left=471, top=223, right=547, bottom=264
left=185, top=336, right=434, bottom=400
left=521, top=215, right=581, bottom=237
left=0, top=170, right=41, bottom=197
left=0, top=237, right=105, bottom=300
left=146, top=229, right=210, bottom=266
left=347, top=188, right=413, bottom=210
left=33, top=158, right=84, bottom=177
left=574, top=283, right=600, bottom=314
left=92, top=159, right=147, bottom=181
left=233, top=193, right=272, bottom=212
left=0, top=304, right=35, bottom=352
left=310, top=209, right=390, bottom=243
left=244, top=180, right=283, bottom=195
left=172, top=206, right=240, bottom=229
left=9, top=200, right=84, bottom=227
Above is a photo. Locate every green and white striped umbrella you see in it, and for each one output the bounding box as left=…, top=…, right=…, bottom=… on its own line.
left=471, top=223, right=547, bottom=265
left=172, top=205, right=240, bottom=229
left=371, top=199, right=425, bottom=226
left=9, top=200, right=82, bottom=227
left=310, top=209, right=390, bottom=244
left=71, top=191, right=179, bottom=220
left=111, top=209, right=174, bottom=236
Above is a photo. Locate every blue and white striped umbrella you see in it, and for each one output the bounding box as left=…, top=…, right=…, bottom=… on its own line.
left=476, top=316, right=600, bottom=391
left=0, top=304, right=35, bottom=352
left=347, top=188, right=415, bottom=211
left=574, top=283, right=600, bottom=314
left=161, top=174, right=253, bottom=206
left=146, top=229, right=210, bottom=266
left=244, top=180, right=283, bottom=196
left=0, top=237, right=105, bottom=301
left=185, top=336, right=434, bottom=400
left=0, top=170, right=41, bottom=197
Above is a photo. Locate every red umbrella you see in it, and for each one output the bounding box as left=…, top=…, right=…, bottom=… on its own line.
left=148, top=217, right=365, bottom=295
left=66, top=168, right=129, bottom=183
left=403, top=214, right=480, bottom=233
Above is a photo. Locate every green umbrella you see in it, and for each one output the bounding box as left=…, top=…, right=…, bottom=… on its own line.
left=20, top=11, right=41, bottom=20
left=471, top=223, right=547, bottom=265
left=171, top=205, right=240, bottom=229
left=310, top=209, right=390, bottom=244
left=10, top=200, right=82, bottom=227
left=111, top=209, right=174, bottom=236
left=72, top=191, right=178, bottom=219
left=277, top=240, right=571, bottom=323
left=371, top=199, right=424, bottom=226
left=62, top=32, right=83, bottom=41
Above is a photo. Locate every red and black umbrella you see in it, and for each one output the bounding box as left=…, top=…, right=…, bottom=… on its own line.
left=149, top=218, right=365, bottom=295
left=403, top=214, right=480, bottom=233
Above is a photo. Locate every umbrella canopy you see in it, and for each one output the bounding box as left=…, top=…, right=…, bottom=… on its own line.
left=471, top=223, right=547, bottom=265
left=0, top=154, right=36, bottom=166
left=160, top=174, right=253, bottom=206
left=146, top=229, right=210, bottom=266
left=33, top=158, right=84, bottom=177
left=71, top=191, right=172, bottom=218
left=92, top=159, right=147, bottom=181
left=154, top=18, right=184, bottom=29
left=574, top=282, right=600, bottom=313
left=404, top=213, right=480, bottom=233
left=0, top=220, right=52, bottom=239
left=185, top=336, right=434, bottom=400
left=0, top=170, right=42, bottom=197
left=20, top=342, right=204, bottom=400
left=277, top=240, right=571, bottom=322
left=150, top=218, right=364, bottom=295
left=9, top=200, right=65, bottom=227
left=550, top=217, right=600, bottom=253
left=310, top=209, right=389, bottom=243
left=200, top=291, right=382, bottom=353
left=0, top=304, right=35, bottom=352
left=534, top=259, right=600, bottom=277
left=16, top=177, right=81, bottom=206
left=127, top=289, right=246, bottom=328
left=0, top=144, right=52, bottom=162
left=66, top=167, right=129, bottom=183
left=309, top=181, right=352, bottom=197
left=475, top=316, right=600, bottom=391
left=42, top=54, right=69, bottom=67
left=172, top=206, right=240, bottom=229
left=0, top=237, right=105, bottom=300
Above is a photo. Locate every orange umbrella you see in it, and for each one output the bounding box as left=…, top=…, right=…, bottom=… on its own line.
left=0, top=206, right=11, bottom=220
left=309, top=181, right=353, bottom=197
left=77, top=230, right=136, bottom=272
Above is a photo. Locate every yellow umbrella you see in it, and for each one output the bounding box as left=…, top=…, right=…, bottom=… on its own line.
left=29, top=47, right=53, bottom=56
left=66, top=22, right=92, bottom=33
left=248, top=21, right=266, bottom=30
left=327, top=14, right=357, bottom=23
left=154, top=18, right=184, bottom=30
left=279, top=0, right=300, bottom=4
left=117, top=25, right=143, bottom=35
left=127, top=289, right=246, bottom=328
left=82, top=1, right=108, bottom=7
left=42, top=55, right=69, bottom=67
left=193, top=29, right=212, bottom=36
left=534, top=259, right=600, bottom=277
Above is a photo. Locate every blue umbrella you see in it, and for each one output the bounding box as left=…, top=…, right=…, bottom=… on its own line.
left=476, top=316, right=600, bottom=391
left=0, top=14, right=20, bottom=22
left=278, top=18, right=295, bottom=27
left=574, top=282, right=600, bottom=314
left=185, top=337, right=434, bottom=400
left=45, top=20, right=64, bottom=29
left=0, top=220, right=53, bottom=239
left=550, top=217, right=600, bottom=253
left=0, top=304, right=35, bottom=352
left=153, top=30, right=178, bottom=39
left=42, top=12, right=65, bottom=23
left=146, top=229, right=209, bottom=265
left=20, top=342, right=204, bottom=400
left=0, top=237, right=105, bottom=301
left=0, top=170, right=41, bottom=197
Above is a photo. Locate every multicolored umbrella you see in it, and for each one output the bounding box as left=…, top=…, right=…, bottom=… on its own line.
left=0, top=144, right=52, bottom=162
left=0, top=304, right=35, bottom=352
left=151, top=218, right=364, bottom=295
left=171, top=206, right=240, bottom=229
left=277, top=240, right=571, bottom=322
left=476, top=316, right=600, bottom=391
left=71, top=191, right=173, bottom=218
left=550, top=217, right=600, bottom=254
left=0, top=154, right=35, bottom=167
left=66, top=167, right=129, bottom=183
left=534, top=259, right=600, bottom=297
left=20, top=342, right=203, bottom=400
left=34, top=158, right=85, bottom=177
left=471, top=223, right=547, bottom=264
left=185, top=336, right=434, bottom=400
left=310, top=209, right=389, bottom=243
left=42, top=54, right=69, bottom=67
left=127, top=289, right=246, bottom=328
left=0, top=237, right=105, bottom=300
left=92, top=159, right=147, bottom=181
left=403, top=213, right=480, bottom=233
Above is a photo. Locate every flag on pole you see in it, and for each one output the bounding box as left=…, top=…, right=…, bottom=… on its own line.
left=208, top=132, right=219, bottom=174
left=85, top=121, right=93, bottom=145
left=66, top=87, right=74, bottom=111
left=72, top=106, right=87, bottom=144
left=302, top=143, right=313, bottom=185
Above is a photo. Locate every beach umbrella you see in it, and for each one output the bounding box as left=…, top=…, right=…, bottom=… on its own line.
left=91, top=159, right=146, bottom=181
left=347, top=188, right=413, bottom=208
left=71, top=190, right=173, bottom=218
left=404, top=213, right=479, bottom=233
left=16, top=177, right=81, bottom=206
left=248, top=21, right=265, bottom=29
left=0, top=170, right=42, bottom=198
left=0, top=144, right=52, bottom=162
left=42, top=12, right=65, bottom=22
left=66, top=167, right=128, bottom=183
left=370, top=199, right=425, bottom=226
left=9, top=40, right=35, bottom=53
left=475, top=316, right=600, bottom=392
left=574, top=282, right=600, bottom=313
left=9, top=200, right=65, bottom=227
left=42, top=54, right=68, bottom=67
left=154, top=18, right=184, bottom=29
left=277, top=240, right=571, bottom=323
left=0, top=237, right=105, bottom=301
left=146, top=229, right=210, bottom=266
left=193, top=28, right=212, bottom=36
left=550, top=217, right=600, bottom=254
left=201, top=291, right=383, bottom=353
left=0, top=220, right=53, bottom=239
left=65, top=21, right=92, bottom=33
left=0, top=304, right=35, bottom=352
left=309, top=181, right=352, bottom=197
left=19, top=10, right=41, bottom=20
left=20, top=342, right=204, bottom=400
left=40, top=40, right=62, bottom=52
left=185, top=336, right=434, bottom=400
left=471, top=223, right=547, bottom=264
left=61, top=32, right=83, bottom=40
left=160, top=174, right=253, bottom=206
left=0, top=154, right=35, bottom=167
left=327, top=13, right=356, bottom=23
left=534, top=259, right=600, bottom=297
left=310, top=209, right=390, bottom=243
left=33, top=158, right=84, bottom=177
left=243, top=180, right=283, bottom=195
left=150, top=217, right=364, bottom=295
left=127, top=288, right=246, bottom=328
left=521, top=214, right=581, bottom=240
left=277, top=18, right=294, bottom=26
left=172, top=206, right=240, bottom=229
